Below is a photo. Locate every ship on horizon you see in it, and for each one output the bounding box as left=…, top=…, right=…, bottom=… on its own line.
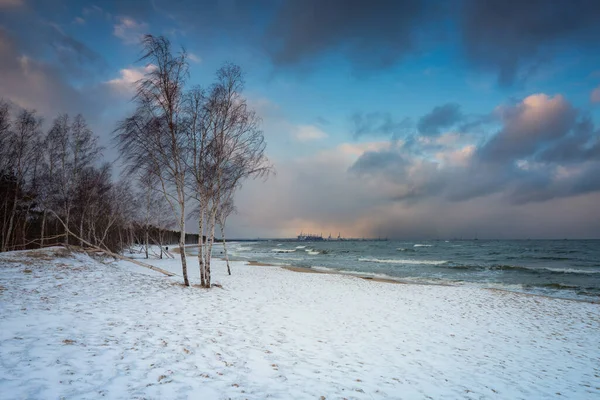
left=297, top=232, right=324, bottom=241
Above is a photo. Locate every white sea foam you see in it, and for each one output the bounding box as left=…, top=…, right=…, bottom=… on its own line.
left=414, top=244, right=432, bottom=247
left=295, top=246, right=307, bottom=249
left=359, top=258, right=447, bottom=265
left=235, top=246, right=253, bottom=252
left=312, top=266, right=337, bottom=272
left=306, top=250, right=320, bottom=255
left=543, top=267, right=600, bottom=275
left=271, top=249, right=295, bottom=253
left=273, top=256, right=302, bottom=261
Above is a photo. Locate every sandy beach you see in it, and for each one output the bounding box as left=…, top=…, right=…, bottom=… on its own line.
left=1, top=247, right=599, bottom=399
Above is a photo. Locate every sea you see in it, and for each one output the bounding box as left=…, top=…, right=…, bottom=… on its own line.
left=220, top=239, right=600, bottom=302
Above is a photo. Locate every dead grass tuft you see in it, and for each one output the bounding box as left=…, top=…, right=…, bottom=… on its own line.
left=62, top=339, right=76, bottom=345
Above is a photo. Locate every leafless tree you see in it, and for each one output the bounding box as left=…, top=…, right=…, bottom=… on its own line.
left=194, top=63, right=272, bottom=287
left=115, top=35, right=192, bottom=286
left=1, top=108, right=42, bottom=252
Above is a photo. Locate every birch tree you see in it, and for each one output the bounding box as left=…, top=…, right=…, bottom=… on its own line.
left=115, top=35, right=192, bottom=286
left=196, top=63, right=272, bottom=287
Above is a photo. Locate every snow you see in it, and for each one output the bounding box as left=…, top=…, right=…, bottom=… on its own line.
left=1, top=246, right=599, bottom=399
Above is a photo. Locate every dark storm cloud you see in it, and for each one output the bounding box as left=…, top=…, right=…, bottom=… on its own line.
left=265, top=0, right=431, bottom=69
left=0, top=28, right=96, bottom=116
left=0, top=5, right=103, bottom=78
left=30, top=0, right=597, bottom=86
left=417, top=103, right=462, bottom=136
left=536, top=117, right=600, bottom=164
left=349, top=149, right=409, bottom=176
left=351, top=112, right=412, bottom=139
left=461, top=0, right=600, bottom=85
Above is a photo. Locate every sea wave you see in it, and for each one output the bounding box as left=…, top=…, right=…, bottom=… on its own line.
left=359, top=258, right=447, bottom=265
left=295, top=246, right=306, bottom=249
left=235, top=246, right=252, bottom=252
left=397, top=248, right=415, bottom=252
left=306, top=250, right=320, bottom=255
left=445, top=263, right=600, bottom=275
left=271, top=249, right=295, bottom=253
left=414, top=244, right=432, bottom=247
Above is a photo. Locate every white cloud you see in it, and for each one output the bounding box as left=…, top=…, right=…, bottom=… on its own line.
left=106, top=65, right=155, bottom=94
left=73, top=17, right=85, bottom=25
left=292, top=125, right=328, bottom=142
left=188, top=53, right=201, bottom=63
left=113, top=16, right=148, bottom=45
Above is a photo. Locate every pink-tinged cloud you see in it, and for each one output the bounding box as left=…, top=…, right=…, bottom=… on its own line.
left=591, top=85, right=600, bottom=103
left=0, top=0, right=23, bottom=8
left=113, top=16, right=148, bottom=45
left=481, top=94, right=576, bottom=162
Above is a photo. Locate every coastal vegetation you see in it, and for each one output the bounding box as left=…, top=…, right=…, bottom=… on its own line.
left=0, top=35, right=271, bottom=287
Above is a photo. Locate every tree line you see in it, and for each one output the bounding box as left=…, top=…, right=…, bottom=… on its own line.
left=0, top=104, right=200, bottom=254
left=0, top=35, right=271, bottom=288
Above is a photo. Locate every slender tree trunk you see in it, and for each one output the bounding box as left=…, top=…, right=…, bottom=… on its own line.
left=198, top=208, right=206, bottom=287
left=40, top=210, right=46, bottom=248
left=204, top=207, right=218, bottom=287
left=144, top=226, right=149, bottom=259
left=220, top=223, right=231, bottom=275
left=79, top=213, right=84, bottom=247
left=178, top=203, right=189, bottom=287
left=2, top=192, right=18, bottom=252
left=158, top=229, right=164, bottom=259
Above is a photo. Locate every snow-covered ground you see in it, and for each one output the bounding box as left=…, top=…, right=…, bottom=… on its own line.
left=1, top=246, right=599, bottom=399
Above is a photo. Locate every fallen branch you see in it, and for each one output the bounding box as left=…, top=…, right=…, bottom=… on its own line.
left=47, top=210, right=176, bottom=277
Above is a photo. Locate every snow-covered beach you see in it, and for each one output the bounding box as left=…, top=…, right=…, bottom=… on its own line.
left=1, top=247, right=599, bottom=399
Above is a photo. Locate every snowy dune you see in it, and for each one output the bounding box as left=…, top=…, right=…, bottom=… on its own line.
left=0, top=247, right=599, bottom=399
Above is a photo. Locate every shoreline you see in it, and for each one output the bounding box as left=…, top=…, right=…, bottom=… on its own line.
left=243, top=259, right=600, bottom=304
left=2, top=247, right=599, bottom=398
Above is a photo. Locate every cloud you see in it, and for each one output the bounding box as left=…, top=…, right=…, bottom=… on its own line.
left=351, top=112, right=411, bottom=138
left=591, top=85, right=600, bottom=103
left=188, top=53, right=201, bottom=63
left=106, top=65, right=156, bottom=95
left=113, top=16, right=148, bottom=45
left=265, top=0, right=431, bottom=70
left=461, top=0, right=600, bottom=85
left=417, top=103, right=462, bottom=135
left=0, top=0, right=23, bottom=7
left=479, top=94, right=576, bottom=162
left=349, top=93, right=600, bottom=208
left=315, top=116, right=330, bottom=126
left=292, top=125, right=328, bottom=142
left=108, top=0, right=599, bottom=85
left=0, top=28, right=94, bottom=116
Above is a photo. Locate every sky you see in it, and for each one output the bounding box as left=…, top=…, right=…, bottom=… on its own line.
left=2, top=0, right=600, bottom=239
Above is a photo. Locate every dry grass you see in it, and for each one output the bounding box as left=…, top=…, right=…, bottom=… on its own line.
left=27, top=247, right=70, bottom=260
left=62, top=339, right=76, bottom=345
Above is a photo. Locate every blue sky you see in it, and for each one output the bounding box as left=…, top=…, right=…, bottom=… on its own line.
left=2, top=0, right=600, bottom=238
